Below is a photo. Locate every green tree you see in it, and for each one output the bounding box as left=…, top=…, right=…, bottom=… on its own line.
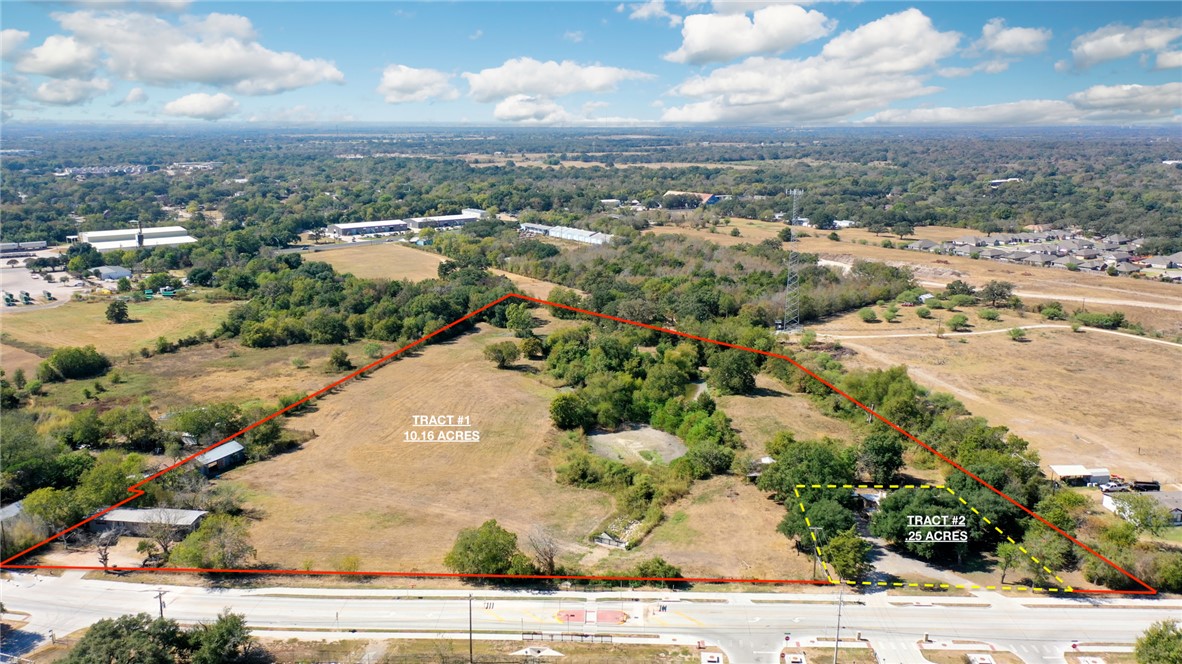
left=945, top=280, right=976, bottom=297
left=100, top=406, right=162, bottom=451
left=11, top=368, right=26, bottom=389
left=777, top=498, right=855, bottom=548
left=62, top=613, right=188, bottom=664
left=996, top=541, right=1021, bottom=583
left=947, top=314, right=970, bottom=332
left=191, top=610, right=254, bottom=664
left=169, top=514, right=256, bottom=569
left=116, top=276, right=132, bottom=292
left=22, top=487, right=84, bottom=530
left=857, top=307, right=878, bottom=323
left=483, top=340, right=520, bottom=368
left=891, top=222, right=914, bottom=239
left=631, top=556, right=685, bottom=588
left=1113, top=493, right=1173, bottom=536
left=362, top=342, right=383, bottom=359
left=706, top=349, right=756, bottom=395
left=1135, top=620, right=1182, bottom=664
left=550, top=393, right=592, bottom=430
left=858, top=432, right=905, bottom=484
left=444, top=519, right=521, bottom=575
left=825, top=528, right=872, bottom=580
left=979, top=280, right=1015, bottom=307
left=916, top=306, right=931, bottom=319
left=107, top=301, right=130, bottom=326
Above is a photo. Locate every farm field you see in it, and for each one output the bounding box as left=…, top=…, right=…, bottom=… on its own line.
left=0, top=343, right=43, bottom=374
left=822, top=324, right=1182, bottom=484
left=0, top=297, right=236, bottom=357
left=647, top=220, right=1182, bottom=332
left=225, top=317, right=616, bottom=574
left=305, top=242, right=570, bottom=298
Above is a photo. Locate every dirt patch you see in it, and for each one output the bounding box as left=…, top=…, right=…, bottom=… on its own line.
left=0, top=343, right=45, bottom=374
left=588, top=426, right=686, bottom=464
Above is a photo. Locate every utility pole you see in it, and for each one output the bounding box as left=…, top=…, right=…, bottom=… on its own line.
left=832, top=585, right=844, bottom=664
left=468, top=594, right=474, bottom=664
left=154, top=590, right=166, bottom=619
left=787, top=188, right=804, bottom=224
left=808, top=526, right=823, bottom=579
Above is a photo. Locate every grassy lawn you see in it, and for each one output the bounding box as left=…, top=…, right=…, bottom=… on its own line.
left=1, top=297, right=235, bottom=357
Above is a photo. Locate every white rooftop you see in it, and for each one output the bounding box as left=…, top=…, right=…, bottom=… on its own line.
left=81, top=226, right=190, bottom=240
left=98, top=508, right=206, bottom=526
left=89, top=236, right=198, bottom=252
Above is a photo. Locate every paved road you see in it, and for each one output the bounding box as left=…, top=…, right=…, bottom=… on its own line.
left=3, top=573, right=1179, bottom=663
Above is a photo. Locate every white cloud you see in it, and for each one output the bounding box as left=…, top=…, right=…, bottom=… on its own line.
left=30, top=77, right=111, bottom=105
left=469, top=29, right=483, bottom=41
left=376, top=64, right=459, bottom=104
left=710, top=1, right=794, bottom=14
left=52, top=10, right=344, bottom=95
left=865, top=82, right=1182, bottom=125
left=663, top=9, right=960, bottom=123
left=1, top=29, right=30, bottom=61
left=664, top=4, right=835, bottom=64
left=626, top=0, right=682, bottom=27
left=1066, top=19, right=1182, bottom=69
left=162, top=91, right=239, bottom=120
left=938, top=59, right=1010, bottom=78
left=564, top=30, right=585, bottom=43
left=246, top=104, right=355, bottom=123
left=463, top=57, right=652, bottom=102
left=494, top=95, right=573, bottom=124
left=1157, top=50, right=1182, bottom=69
left=114, top=86, right=147, bottom=105
left=976, top=18, right=1051, bottom=56
left=14, top=35, right=98, bottom=78
left=1067, top=82, right=1182, bottom=118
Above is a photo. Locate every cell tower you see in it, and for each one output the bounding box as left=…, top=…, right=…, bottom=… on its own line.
left=779, top=188, right=803, bottom=334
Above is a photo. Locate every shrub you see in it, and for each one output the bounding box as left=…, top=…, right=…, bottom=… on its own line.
left=362, top=342, right=383, bottom=359
left=916, top=307, right=931, bottom=319
left=857, top=307, right=878, bottom=323
left=827, top=232, right=840, bottom=241
left=291, top=357, right=308, bottom=369
left=947, top=314, right=970, bottom=331
left=881, top=240, right=894, bottom=248
left=37, top=345, right=111, bottom=382
left=882, top=305, right=900, bottom=323
left=328, top=349, right=353, bottom=372
left=1008, top=328, right=1027, bottom=341
left=483, top=341, right=520, bottom=368
left=978, top=308, right=1001, bottom=321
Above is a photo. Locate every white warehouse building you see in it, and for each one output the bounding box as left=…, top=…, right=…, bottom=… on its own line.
left=407, top=208, right=485, bottom=230
left=72, top=226, right=197, bottom=253
left=326, top=219, right=409, bottom=238
left=519, top=222, right=614, bottom=246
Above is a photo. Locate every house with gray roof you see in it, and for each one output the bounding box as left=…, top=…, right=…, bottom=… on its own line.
left=193, top=440, right=245, bottom=476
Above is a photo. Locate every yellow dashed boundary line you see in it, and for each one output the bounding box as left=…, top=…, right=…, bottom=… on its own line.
left=794, top=484, right=1073, bottom=594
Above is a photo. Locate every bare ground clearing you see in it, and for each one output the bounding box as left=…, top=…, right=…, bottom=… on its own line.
left=716, top=374, right=857, bottom=455
left=225, top=322, right=614, bottom=573
left=588, top=426, right=686, bottom=464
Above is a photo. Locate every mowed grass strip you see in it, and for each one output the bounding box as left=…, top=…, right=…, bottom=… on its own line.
left=1, top=298, right=235, bottom=357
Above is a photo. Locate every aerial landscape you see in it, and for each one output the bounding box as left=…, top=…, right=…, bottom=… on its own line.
left=1, top=1, right=1181, bottom=663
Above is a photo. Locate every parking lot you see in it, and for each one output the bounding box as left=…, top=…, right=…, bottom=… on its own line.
left=0, top=264, right=89, bottom=313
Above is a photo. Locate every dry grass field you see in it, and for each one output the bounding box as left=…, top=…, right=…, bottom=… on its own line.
left=225, top=319, right=615, bottom=574
left=602, top=475, right=815, bottom=581
left=648, top=220, right=1182, bottom=332
left=306, top=243, right=571, bottom=298
left=0, top=298, right=236, bottom=357
left=716, top=373, right=857, bottom=454
left=828, top=326, right=1182, bottom=483
left=0, top=343, right=44, bottom=373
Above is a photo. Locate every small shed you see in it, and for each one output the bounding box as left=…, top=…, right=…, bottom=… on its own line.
left=91, top=508, right=207, bottom=537
left=193, top=440, right=245, bottom=476
left=1050, top=464, right=1109, bottom=486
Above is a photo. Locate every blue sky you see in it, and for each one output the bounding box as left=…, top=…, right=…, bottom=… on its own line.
left=1, top=1, right=1179, bottom=125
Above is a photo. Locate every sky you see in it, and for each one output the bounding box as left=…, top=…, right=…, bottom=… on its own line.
left=1, top=0, right=1180, bottom=126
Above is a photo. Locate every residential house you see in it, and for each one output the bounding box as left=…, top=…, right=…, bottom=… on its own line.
left=90, top=507, right=208, bottom=537
left=906, top=239, right=938, bottom=252
left=1115, top=263, right=1142, bottom=275
left=1103, top=492, right=1182, bottom=527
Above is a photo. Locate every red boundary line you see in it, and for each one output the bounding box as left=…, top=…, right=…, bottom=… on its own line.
left=0, top=293, right=1156, bottom=595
